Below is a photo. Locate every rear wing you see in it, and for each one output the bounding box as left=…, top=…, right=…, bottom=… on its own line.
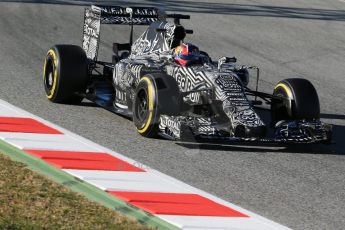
left=83, top=5, right=162, bottom=60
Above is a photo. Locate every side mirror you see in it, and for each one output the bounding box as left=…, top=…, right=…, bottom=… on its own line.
left=218, top=56, right=237, bottom=70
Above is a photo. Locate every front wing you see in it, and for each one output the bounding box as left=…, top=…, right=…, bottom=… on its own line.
left=159, top=116, right=332, bottom=145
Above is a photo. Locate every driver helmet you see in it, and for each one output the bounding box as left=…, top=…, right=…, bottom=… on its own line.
left=174, top=43, right=201, bottom=66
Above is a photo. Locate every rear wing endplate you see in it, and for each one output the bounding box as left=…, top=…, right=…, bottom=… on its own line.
left=82, top=5, right=162, bottom=60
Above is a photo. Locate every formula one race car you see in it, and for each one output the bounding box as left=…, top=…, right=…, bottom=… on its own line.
left=43, top=5, right=332, bottom=144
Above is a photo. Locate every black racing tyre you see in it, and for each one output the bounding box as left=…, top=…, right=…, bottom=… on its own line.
left=133, top=75, right=160, bottom=137
left=43, top=45, right=88, bottom=104
left=133, top=73, right=181, bottom=138
left=271, top=78, right=320, bottom=124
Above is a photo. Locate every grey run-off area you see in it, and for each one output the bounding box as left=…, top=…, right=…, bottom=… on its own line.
left=0, top=0, right=344, bottom=229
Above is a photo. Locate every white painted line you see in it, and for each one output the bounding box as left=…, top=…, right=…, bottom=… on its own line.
left=64, top=169, right=193, bottom=193
left=0, top=132, right=101, bottom=152
left=157, top=215, right=276, bottom=230
left=0, top=102, right=27, bottom=117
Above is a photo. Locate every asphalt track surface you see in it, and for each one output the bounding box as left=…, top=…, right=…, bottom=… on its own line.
left=0, top=0, right=344, bottom=229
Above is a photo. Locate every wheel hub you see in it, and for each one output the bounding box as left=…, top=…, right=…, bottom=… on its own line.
left=137, top=90, right=149, bottom=122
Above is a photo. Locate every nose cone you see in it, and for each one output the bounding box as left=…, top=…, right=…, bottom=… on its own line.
left=235, top=125, right=266, bottom=138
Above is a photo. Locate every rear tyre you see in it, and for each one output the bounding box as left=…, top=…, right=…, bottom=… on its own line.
left=43, top=45, right=88, bottom=104
left=271, top=78, right=320, bottom=124
left=133, top=75, right=160, bottom=137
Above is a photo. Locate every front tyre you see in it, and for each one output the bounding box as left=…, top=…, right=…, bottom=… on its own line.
left=43, top=45, right=88, bottom=104
left=271, top=78, right=320, bottom=124
left=133, top=75, right=160, bottom=137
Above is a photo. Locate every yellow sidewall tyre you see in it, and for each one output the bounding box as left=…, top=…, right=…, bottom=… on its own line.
left=133, top=75, right=160, bottom=138
left=43, top=45, right=88, bottom=104
left=272, top=78, right=320, bottom=124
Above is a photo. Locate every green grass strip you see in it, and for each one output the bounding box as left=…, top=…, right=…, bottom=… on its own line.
left=0, top=139, right=179, bottom=230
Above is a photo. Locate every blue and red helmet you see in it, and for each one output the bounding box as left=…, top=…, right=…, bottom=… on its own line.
left=174, top=43, right=201, bottom=66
